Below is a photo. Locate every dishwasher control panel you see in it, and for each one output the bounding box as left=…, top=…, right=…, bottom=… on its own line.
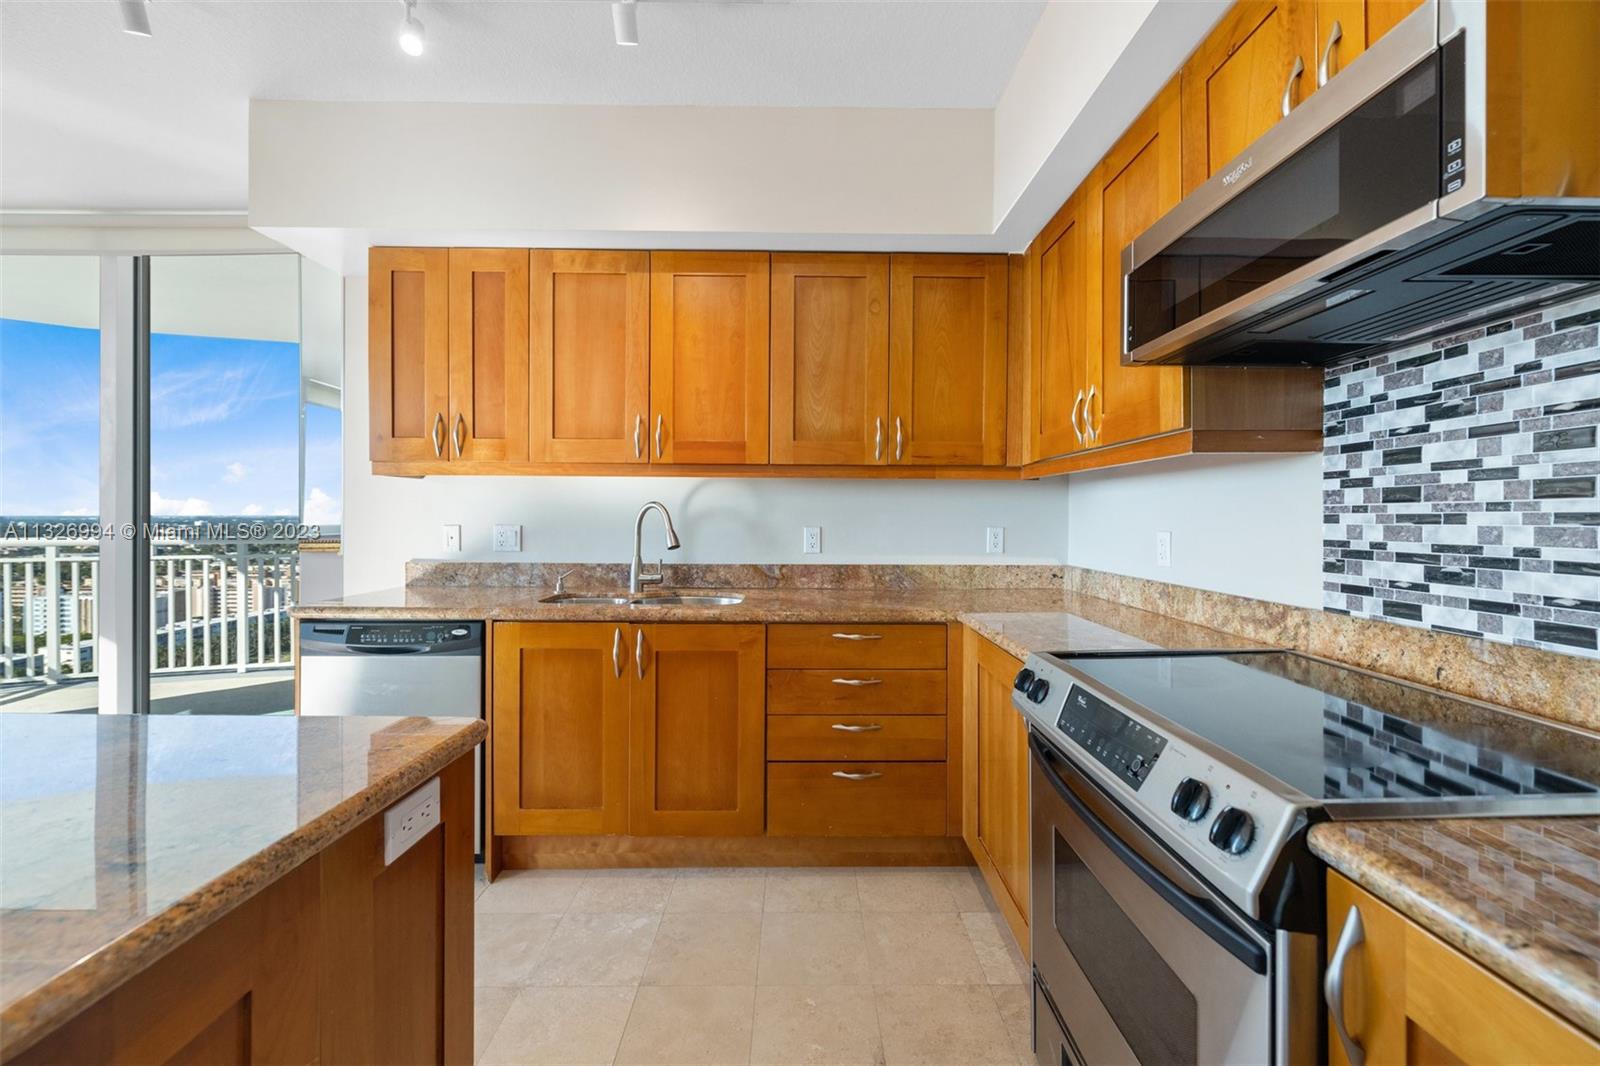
left=347, top=623, right=473, bottom=648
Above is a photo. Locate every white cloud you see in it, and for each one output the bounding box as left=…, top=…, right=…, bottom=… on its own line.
left=241, top=503, right=263, bottom=516
left=223, top=462, right=247, bottom=483
left=60, top=507, right=94, bottom=516
left=303, top=487, right=341, bottom=525
left=150, top=490, right=214, bottom=516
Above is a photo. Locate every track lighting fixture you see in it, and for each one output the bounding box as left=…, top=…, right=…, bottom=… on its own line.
left=120, top=0, right=152, bottom=37
left=612, top=0, right=638, bottom=46
left=398, top=0, right=425, bottom=57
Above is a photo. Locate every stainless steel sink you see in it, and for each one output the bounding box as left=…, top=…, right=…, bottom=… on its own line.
left=539, top=592, right=745, bottom=607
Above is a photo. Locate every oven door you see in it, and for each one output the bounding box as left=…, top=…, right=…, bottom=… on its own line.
left=1029, top=733, right=1272, bottom=1064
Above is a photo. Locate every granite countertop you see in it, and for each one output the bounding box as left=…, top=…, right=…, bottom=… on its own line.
left=0, top=713, right=486, bottom=1058
left=1310, top=819, right=1600, bottom=1041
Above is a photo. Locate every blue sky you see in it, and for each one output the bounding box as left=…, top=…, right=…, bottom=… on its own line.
left=1, top=318, right=341, bottom=522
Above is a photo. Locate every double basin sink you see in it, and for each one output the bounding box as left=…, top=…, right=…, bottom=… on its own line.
left=539, top=591, right=746, bottom=608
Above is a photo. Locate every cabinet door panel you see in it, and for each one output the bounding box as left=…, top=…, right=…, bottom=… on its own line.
left=1029, top=188, right=1097, bottom=462
left=650, top=252, right=770, bottom=464
left=493, top=622, right=629, bottom=835
left=631, top=624, right=765, bottom=835
left=370, top=248, right=449, bottom=464
left=1094, top=81, right=1188, bottom=448
left=531, top=250, right=649, bottom=464
left=889, top=254, right=1008, bottom=466
left=448, top=248, right=530, bottom=463
left=962, top=631, right=1029, bottom=934
left=771, top=253, right=889, bottom=465
left=1180, top=1, right=1316, bottom=193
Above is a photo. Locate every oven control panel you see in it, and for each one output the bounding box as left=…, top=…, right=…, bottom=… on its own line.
left=1057, top=684, right=1168, bottom=791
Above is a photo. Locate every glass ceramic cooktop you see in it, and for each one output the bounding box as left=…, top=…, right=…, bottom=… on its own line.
left=1055, top=651, right=1600, bottom=804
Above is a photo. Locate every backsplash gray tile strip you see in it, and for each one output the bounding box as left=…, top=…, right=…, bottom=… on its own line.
left=1323, top=292, right=1600, bottom=660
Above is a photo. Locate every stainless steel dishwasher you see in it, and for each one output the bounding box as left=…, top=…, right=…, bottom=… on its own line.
left=298, top=620, right=484, bottom=854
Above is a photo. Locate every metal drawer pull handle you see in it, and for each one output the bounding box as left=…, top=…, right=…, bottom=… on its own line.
left=431, top=412, right=445, bottom=457
left=874, top=416, right=883, bottom=461
left=655, top=414, right=664, bottom=458
left=1318, top=20, right=1342, bottom=87
left=1085, top=384, right=1098, bottom=442
left=830, top=632, right=883, bottom=641
left=633, top=414, right=644, bottom=459
left=1325, top=905, right=1366, bottom=1066
left=894, top=416, right=904, bottom=461
left=831, top=723, right=882, bottom=733
left=832, top=770, right=883, bottom=781
left=1070, top=391, right=1085, bottom=445
left=612, top=627, right=623, bottom=679
left=453, top=413, right=466, bottom=457
left=831, top=677, right=883, bottom=686
left=1281, top=55, right=1305, bottom=117
left=635, top=628, right=646, bottom=678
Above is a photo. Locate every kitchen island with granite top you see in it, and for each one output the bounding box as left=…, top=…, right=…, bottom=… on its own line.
left=0, top=712, right=484, bottom=1064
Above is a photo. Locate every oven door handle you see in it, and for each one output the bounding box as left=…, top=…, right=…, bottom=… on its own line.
left=1030, top=734, right=1269, bottom=974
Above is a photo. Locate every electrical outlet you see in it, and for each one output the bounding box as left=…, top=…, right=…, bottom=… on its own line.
left=383, top=777, right=441, bottom=865
left=802, top=526, right=822, bottom=554
left=493, top=524, right=521, bottom=552
left=1156, top=530, right=1172, bottom=567
left=986, top=527, right=1005, bottom=554
left=442, top=524, right=462, bottom=553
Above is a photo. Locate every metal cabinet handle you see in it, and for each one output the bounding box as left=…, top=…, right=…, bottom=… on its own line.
left=874, top=416, right=883, bottom=461
left=831, top=723, right=882, bottom=733
left=1070, top=391, right=1085, bottom=445
left=612, top=627, right=623, bottom=678
left=1085, top=384, right=1099, bottom=442
left=431, top=412, right=445, bottom=457
left=1325, top=905, right=1367, bottom=1066
left=453, top=413, right=466, bottom=457
left=831, top=677, right=883, bottom=687
left=654, top=414, right=664, bottom=458
left=1318, top=20, right=1343, bottom=87
left=832, top=770, right=883, bottom=781
left=830, top=632, right=883, bottom=641
left=633, top=414, right=644, bottom=459
left=894, top=416, right=904, bottom=461
left=1281, top=55, right=1305, bottom=117
left=635, top=628, right=645, bottom=679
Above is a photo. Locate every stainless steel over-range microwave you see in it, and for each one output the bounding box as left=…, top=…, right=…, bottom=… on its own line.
left=1122, top=0, right=1600, bottom=367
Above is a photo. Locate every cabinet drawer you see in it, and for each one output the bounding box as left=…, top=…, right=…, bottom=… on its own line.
left=767, top=716, right=947, bottom=761
left=767, top=762, right=947, bottom=837
left=767, top=670, right=946, bottom=716
left=767, top=624, right=947, bottom=669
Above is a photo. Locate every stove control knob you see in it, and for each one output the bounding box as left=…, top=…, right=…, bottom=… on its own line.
left=1026, top=676, right=1051, bottom=704
left=1013, top=668, right=1036, bottom=693
left=1169, top=778, right=1211, bottom=822
left=1208, top=807, right=1255, bottom=856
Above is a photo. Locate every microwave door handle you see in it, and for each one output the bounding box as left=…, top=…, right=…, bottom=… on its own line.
left=1030, top=734, right=1268, bottom=974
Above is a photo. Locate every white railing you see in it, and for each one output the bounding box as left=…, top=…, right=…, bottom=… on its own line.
left=1, top=539, right=301, bottom=683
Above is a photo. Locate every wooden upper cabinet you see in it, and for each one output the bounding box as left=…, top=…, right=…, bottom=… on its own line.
left=1313, top=0, right=1426, bottom=88
left=888, top=254, right=1008, bottom=466
left=530, top=250, right=650, bottom=464
left=447, top=249, right=530, bottom=463
left=370, top=247, right=449, bottom=464
left=1027, top=187, right=1098, bottom=463
left=493, top=622, right=630, bottom=836
left=1092, top=80, right=1188, bottom=448
left=771, top=253, right=890, bottom=466
left=1179, top=0, right=1317, bottom=194
left=630, top=624, right=765, bottom=836
left=650, top=252, right=770, bottom=464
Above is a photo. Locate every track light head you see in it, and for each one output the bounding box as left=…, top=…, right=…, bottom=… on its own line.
left=398, top=0, right=425, bottom=56
left=612, top=0, right=638, bottom=46
left=120, top=0, right=152, bottom=37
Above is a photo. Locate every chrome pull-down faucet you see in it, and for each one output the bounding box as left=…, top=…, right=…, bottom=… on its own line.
left=629, top=501, right=681, bottom=595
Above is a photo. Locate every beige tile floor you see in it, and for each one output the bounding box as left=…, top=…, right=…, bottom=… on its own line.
left=472, top=866, right=1033, bottom=1065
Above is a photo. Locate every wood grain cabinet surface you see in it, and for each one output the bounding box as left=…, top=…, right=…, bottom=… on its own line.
left=448, top=248, right=530, bottom=463
left=369, top=247, right=449, bottom=465
left=961, top=628, right=1030, bottom=957
left=1326, top=870, right=1599, bottom=1065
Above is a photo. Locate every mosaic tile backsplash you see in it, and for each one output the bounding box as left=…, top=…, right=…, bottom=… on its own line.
left=1323, top=292, right=1600, bottom=658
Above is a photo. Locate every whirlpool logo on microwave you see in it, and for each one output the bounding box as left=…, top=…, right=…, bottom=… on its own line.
left=1222, top=156, right=1254, bottom=186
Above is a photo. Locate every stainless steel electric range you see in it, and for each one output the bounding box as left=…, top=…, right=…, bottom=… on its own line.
left=1015, top=648, right=1600, bottom=1066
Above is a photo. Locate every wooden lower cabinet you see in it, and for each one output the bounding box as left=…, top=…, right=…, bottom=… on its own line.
left=961, top=628, right=1031, bottom=957
left=1327, top=870, right=1599, bottom=1065
left=767, top=762, right=947, bottom=837
left=15, top=755, right=475, bottom=1066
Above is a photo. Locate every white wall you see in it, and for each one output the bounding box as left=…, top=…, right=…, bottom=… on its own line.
left=339, top=277, right=1069, bottom=596
left=1064, top=453, right=1324, bottom=608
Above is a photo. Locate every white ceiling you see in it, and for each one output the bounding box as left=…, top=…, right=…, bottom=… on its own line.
left=0, top=0, right=1044, bottom=212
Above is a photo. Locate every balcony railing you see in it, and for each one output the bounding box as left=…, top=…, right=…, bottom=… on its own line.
left=1, top=538, right=301, bottom=683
